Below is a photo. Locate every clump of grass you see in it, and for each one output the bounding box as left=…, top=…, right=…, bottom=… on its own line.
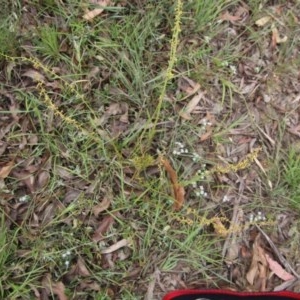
left=35, top=25, right=62, bottom=61
left=0, top=213, right=43, bottom=298
left=282, top=149, right=300, bottom=209
left=0, top=3, right=20, bottom=60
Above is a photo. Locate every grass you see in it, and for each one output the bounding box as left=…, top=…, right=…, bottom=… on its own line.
left=0, top=0, right=300, bottom=298
left=279, top=149, right=300, bottom=209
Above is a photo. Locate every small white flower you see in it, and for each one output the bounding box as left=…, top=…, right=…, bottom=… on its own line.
left=74, top=165, right=81, bottom=174
left=255, top=66, right=260, bottom=73
left=19, top=195, right=31, bottom=203
left=222, top=195, right=229, bottom=202
left=175, top=141, right=184, bottom=147
left=221, top=61, right=229, bottom=67
left=229, top=65, right=237, bottom=74
left=249, top=214, right=254, bottom=223
left=204, top=36, right=211, bottom=43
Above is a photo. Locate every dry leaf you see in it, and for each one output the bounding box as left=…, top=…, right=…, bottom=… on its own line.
left=92, top=215, right=115, bottom=242
left=79, top=280, right=101, bottom=291
left=272, top=24, right=288, bottom=45
left=64, top=189, right=81, bottom=204
left=119, top=103, right=129, bottom=123
left=106, top=103, right=123, bottom=115
left=101, top=238, right=131, bottom=254
left=22, top=69, right=45, bottom=83
left=55, top=165, right=74, bottom=180
left=42, top=274, right=68, bottom=300
left=220, top=11, right=241, bottom=22
left=83, top=0, right=111, bottom=21
left=255, top=16, right=271, bottom=27
left=52, top=281, right=68, bottom=300
left=246, top=234, right=268, bottom=287
left=160, top=157, right=185, bottom=211
left=92, top=197, right=111, bottom=217
left=200, top=129, right=213, bottom=142
left=0, top=161, right=14, bottom=179
left=0, top=142, right=7, bottom=156
left=178, top=76, right=201, bottom=100
left=265, top=254, right=295, bottom=281
left=36, top=170, right=50, bottom=189
left=12, top=170, right=35, bottom=193
left=179, top=91, right=204, bottom=120
left=235, top=5, right=249, bottom=19
left=75, top=257, right=91, bottom=277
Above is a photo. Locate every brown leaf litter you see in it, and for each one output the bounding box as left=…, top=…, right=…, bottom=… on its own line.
left=42, top=274, right=68, bottom=300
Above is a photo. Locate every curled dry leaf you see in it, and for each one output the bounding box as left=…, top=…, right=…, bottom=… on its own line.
left=79, top=280, right=101, bottom=291
left=119, top=103, right=129, bottom=123
left=178, top=76, right=201, bottom=100
left=101, top=238, right=132, bottom=254
left=0, top=161, right=14, bottom=179
left=92, top=197, right=111, bottom=217
left=0, top=141, right=7, bottom=156
left=179, top=91, right=204, bottom=120
left=55, top=165, right=74, bottom=180
left=74, top=257, right=91, bottom=277
left=265, top=254, right=295, bottom=281
left=40, top=203, right=57, bottom=225
left=159, top=156, right=185, bottom=211
left=92, top=215, right=115, bottom=242
left=22, top=69, right=45, bottom=83
left=36, top=170, right=50, bottom=189
left=106, top=102, right=124, bottom=115
left=42, top=274, right=68, bottom=300
left=220, top=11, right=241, bottom=22
left=64, top=189, right=81, bottom=204
left=12, top=170, right=35, bottom=193
left=52, top=281, right=68, bottom=300
left=83, top=0, right=111, bottom=21
left=255, top=16, right=271, bottom=27
left=246, top=234, right=268, bottom=288
left=272, top=24, right=288, bottom=45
